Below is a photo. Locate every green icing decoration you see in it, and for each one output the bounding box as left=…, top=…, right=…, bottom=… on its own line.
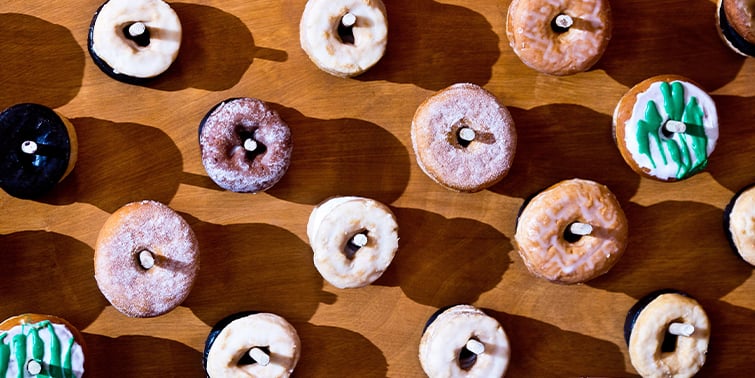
left=0, top=334, right=10, bottom=377
left=0, top=320, right=77, bottom=378
left=11, top=333, right=25, bottom=378
left=62, top=338, right=74, bottom=378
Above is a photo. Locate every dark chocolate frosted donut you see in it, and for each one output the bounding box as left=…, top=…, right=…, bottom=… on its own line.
left=0, top=103, right=77, bottom=199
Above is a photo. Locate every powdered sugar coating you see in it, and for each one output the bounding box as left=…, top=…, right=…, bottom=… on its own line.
left=411, top=83, right=517, bottom=192
left=94, top=200, right=199, bottom=318
left=199, top=98, right=293, bottom=193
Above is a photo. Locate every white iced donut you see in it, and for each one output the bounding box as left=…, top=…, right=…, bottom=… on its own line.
left=299, top=0, right=388, bottom=77
left=307, top=196, right=399, bottom=289
left=419, top=305, right=510, bottom=378
left=89, top=0, right=182, bottom=80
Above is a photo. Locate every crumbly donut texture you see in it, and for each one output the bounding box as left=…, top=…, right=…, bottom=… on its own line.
left=506, top=0, right=612, bottom=75
left=419, top=305, right=510, bottom=378
left=205, top=313, right=300, bottom=378
left=717, top=0, right=755, bottom=56
left=411, top=83, right=517, bottom=192
left=94, top=200, right=199, bottom=318
left=613, top=75, right=718, bottom=182
left=726, top=185, right=755, bottom=266
left=300, top=0, right=388, bottom=77
left=89, top=0, right=181, bottom=79
left=628, top=293, right=710, bottom=378
left=307, top=196, right=399, bottom=288
left=514, top=178, right=628, bottom=284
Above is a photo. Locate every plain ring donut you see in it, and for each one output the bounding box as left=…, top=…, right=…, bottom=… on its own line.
left=299, top=0, right=388, bottom=77
left=307, top=196, right=399, bottom=289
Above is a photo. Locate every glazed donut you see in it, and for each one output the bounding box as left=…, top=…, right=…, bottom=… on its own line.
left=419, top=304, right=510, bottom=378
left=514, top=178, right=628, bottom=284
left=506, top=0, right=612, bottom=75
left=717, top=0, right=755, bottom=56
left=307, top=196, right=399, bottom=289
left=94, top=200, right=199, bottom=318
left=88, top=0, right=182, bottom=84
left=624, top=290, right=710, bottom=377
left=724, top=183, right=755, bottom=266
left=299, top=0, right=388, bottom=77
left=0, top=313, right=86, bottom=377
left=204, top=312, right=301, bottom=378
left=0, top=103, right=78, bottom=199
left=613, top=75, right=718, bottom=182
left=411, top=83, right=517, bottom=192
left=199, top=97, right=293, bottom=193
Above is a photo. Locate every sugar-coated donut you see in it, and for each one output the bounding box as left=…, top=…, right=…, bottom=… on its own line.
left=625, top=290, right=710, bottom=378
left=411, top=83, right=517, bottom=192
left=514, top=178, right=628, bottom=284
left=199, top=97, right=293, bottom=193
left=204, top=312, right=301, bottom=378
left=0, top=313, right=86, bottom=377
left=299, top=0, right=388, bottom=77
left=717, top=0, right=755, bottom=56
left=307, top=196, right=399, bottom=289
left=506, top=0, right=612, bottom=75
left=613, top=75, right=718, bottom=182
left=88, top=0, right=182, bottom=84
left=94, top=200, right=199, bottom=318
left=419, top=304, right=510, bottom=378
left=724, top=183, right=755, bottom=266
left=0, top=103, right=78, bottom=199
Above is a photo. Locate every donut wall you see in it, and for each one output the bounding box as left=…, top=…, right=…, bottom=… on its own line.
left=1, top=0, right=754, bottom=376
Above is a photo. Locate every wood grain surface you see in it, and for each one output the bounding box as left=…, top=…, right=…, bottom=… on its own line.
left=2, top=0, right=754, bottom=376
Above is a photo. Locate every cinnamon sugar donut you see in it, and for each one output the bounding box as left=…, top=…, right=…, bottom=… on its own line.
left=94, top=200, right=199, bottom=317
left=514, top=178, right=628, bottom=284
left=717, top=0, right=755, bottom=56
left=506, top=0, right=612, bottom=75
left=199, top=97, right=293, bottom=193
left=411, top=83, right=517, bottom=192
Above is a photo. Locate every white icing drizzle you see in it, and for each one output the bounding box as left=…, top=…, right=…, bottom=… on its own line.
left=0, top=322, right=85, bottom=378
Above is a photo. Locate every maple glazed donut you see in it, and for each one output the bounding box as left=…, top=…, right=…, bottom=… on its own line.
left=94, top=200, right=199, bottom=318
left=613, top=75, right=718, bottom=182
left=299, top=0, right=388, bottom=77
left=411, top=83, right=517, bottom=192
left=204, top=312, right=301, bottom=378
left=307, top=196, right=399, bottom=289
left=624, top=290, right=710, bottom=377
left=419, top=304, right=510, bottom=378
left=724, top=183, right=755, bottom=266
left=199, top=97, right=293, bottom=193
left=506, top=0, right=612, bottom=75
left=514, top=178, right=628, bottom=284
left=717, top=0, right=755, bottom=56
left=88, top=0, right=182, bottom=84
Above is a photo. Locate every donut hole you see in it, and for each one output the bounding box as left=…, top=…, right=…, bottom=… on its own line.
left=458, top=339, right=479, bottom=370
left=122, top=22, right=151, bottom=47
left=136, top=249, right=156, bottom=270
left=550, top=13, right=573, bottom=34
left=563, top=221, right=590, bottom=243
left=238, top=346, right=270, bottom=366
left=344, top=230, right=369, bottom=259
left=337, top=13, right=356, bottom=45
left=661, top=320, right=683, bottom=354
left=237, top=129, right=267, bottom=160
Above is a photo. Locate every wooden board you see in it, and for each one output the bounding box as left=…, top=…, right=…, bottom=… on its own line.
left=2, top=0, right=754, bottom=376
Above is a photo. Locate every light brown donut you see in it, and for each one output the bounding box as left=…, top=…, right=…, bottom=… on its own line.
left=717, top=0, right=755, bottom=56
left=94, top=200, right=199, bottom=318
left=724, top=184, right=755, bottom=266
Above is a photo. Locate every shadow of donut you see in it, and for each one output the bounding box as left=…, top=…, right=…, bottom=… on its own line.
left=147, top=3, right=287, bottom=92
left=698, top=300, right=755, bottom=376
left=596, top=0, right=744, bottom=91
left=0, top=13, right=84, bottom=110
left=0, top=231, right=107, bottom=329
left=84, top=333, right=204, bottom=377
left=181, top=214, right=336, bottom=326
left=265, top=104, right=411, bottom=206
left=295, top=323, right=388, bottom=377
left=374, top=207, right=511, bottom=308
left=355, top=1, right=499, bottom=90
left=706, top=95, right=755, bottom=193
left=495, top=104, right=640, bottom=203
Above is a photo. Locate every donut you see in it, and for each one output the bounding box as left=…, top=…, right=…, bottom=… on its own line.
left=411, top=83, right=517, bottom=193
left=299, top=0, right=388, bottom=77
left=203, top=312, right=301, bottom=378
left=724, top=183, right=755, bottom=266
left=0, top=313, right=86, bottom=377
left=506, top=0, right=612, bottom=75
left=612, top=75, right=718, bottom=182
left=624, top=290, right=710, bottom=377
left=717, top=0, right=755, bottom=56
left=514, top=178, right=628, bottom=284
left=419, top=304, right=510, bottom=378
left=307, top=196, right=399, bottom=289
left=88, top=0, right=182, bottom=84
left=94, top=200, right=199, bottom=318
left=0, top=103, right=78, bottom=199
left=199, top=97, right=293, bottom=193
